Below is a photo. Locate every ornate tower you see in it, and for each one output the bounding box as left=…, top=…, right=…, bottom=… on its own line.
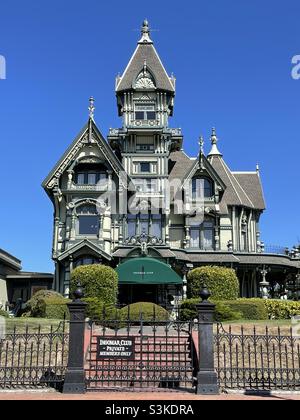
left=108, top=20, right=182, bottom=207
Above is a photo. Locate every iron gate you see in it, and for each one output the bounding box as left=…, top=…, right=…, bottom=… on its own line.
left=85, top=317, right=198, bottom=392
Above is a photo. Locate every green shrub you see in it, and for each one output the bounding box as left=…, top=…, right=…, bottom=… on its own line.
left=120, top=302, right=170, bottom=322
left=187, top=266, right=239, bottom=301
left=24, top=290, right=65, bottom=317
left=33, top=296, right=70, bottom=320
left=0, top=309, right=9, bottom=318
left=83, top=297, right=119, bottom=320
left=179, top=299, right=241, bottom=322
left=264, top=300, right=300, bottom=320
left=71, top=265, right=118, bottom=304
left=224, top=299, right=268, bottom=320
left=179, top=298, right=199, bottom=322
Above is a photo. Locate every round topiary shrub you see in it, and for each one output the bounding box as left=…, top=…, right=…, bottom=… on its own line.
left=71, top=264, right=118, bottom=304
left=187, top=266, right=239, bottom=301
left=24, top=290, right=65, bottom=317
left=120, top=302, right=170, bottom=322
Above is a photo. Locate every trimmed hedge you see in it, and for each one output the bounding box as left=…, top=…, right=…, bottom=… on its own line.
left=224, top=299, right=268, bottom=320
left=187, top=266, right=239, bottom=301
left=179, top=299, right=242, bottom=322
left=265, top=300, right=300, bottom=320
left=120, top=302, right=170, bottom=322
left=38, top=297, right=70, bottom=320
left=83, top=297, right=119, bottom=320
left=0, top=309, right=9, bottom=318
left=71, top=265, right=118, bottom=303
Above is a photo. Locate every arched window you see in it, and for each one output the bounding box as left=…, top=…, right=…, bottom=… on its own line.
left=77, top=205, right=99, bottom=236
left=189, top=217, right=215, bottom=250
left=74, top=255, right=101, bottom=268
left=192, top=178, right=213, bottom=200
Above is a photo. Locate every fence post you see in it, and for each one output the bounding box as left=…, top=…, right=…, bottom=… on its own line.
left=196, top=287, right=219, bottom=395
left=63, top=285, right=87, bottom=394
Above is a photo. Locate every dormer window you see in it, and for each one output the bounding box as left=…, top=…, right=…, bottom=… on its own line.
left=135, top=104, right=156, bottom=121
left=192, top=178, right=213, bottom=200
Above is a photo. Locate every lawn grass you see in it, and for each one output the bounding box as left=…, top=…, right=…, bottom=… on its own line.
left=3, top=318, right=66, bottom=334
left=217, top=319, right=295, bottom=335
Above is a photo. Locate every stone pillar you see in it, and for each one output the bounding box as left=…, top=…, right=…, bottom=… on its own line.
left=63, top=286, right=87, bottom=394
left=196, top=288, right=219, bottom=395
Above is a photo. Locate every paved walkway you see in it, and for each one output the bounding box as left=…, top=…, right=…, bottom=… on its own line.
left=0, top=391, right=299, bottom=400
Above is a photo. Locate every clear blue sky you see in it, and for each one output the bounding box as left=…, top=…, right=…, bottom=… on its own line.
left=0, top=0, right=299, bottom=273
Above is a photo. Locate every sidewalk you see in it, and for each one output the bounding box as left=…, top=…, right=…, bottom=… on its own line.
left=0, top=391, right=299, bottom=400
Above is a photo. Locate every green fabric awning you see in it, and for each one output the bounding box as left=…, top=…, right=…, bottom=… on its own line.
left=116, top=257, right=183, bottom=285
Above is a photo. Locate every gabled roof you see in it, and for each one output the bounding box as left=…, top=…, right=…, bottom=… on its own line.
left=57, top=239, right=112, bottom=262
left=182, top=154, right=227, bottom=191
left=116, top=43, right=175, bottom=93
left=208, top=155, right=257, bottom=212
left=42, top=119, right=130, bottom=192
left=232, top=172, right=266, bottom=210
left=168, top=150, right=194, bottom=183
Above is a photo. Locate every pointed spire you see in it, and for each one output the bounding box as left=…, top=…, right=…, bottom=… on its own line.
left=139, top=19, right=153, bottom=44
left=88, top=96, right=95, bottom=120
left=208, top=128, right=222, bottom=157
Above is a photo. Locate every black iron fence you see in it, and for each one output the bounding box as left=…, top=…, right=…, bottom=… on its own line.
left=0, top=321, right=69, bottom=389
left=215, top=324, right=300, bottom=391
left=1, top=293, right=300, bottom=395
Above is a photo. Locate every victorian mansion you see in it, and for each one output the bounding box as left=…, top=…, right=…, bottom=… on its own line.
left=42, top=21, right=300, bottom=306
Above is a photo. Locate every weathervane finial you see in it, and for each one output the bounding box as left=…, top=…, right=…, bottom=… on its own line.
left=199, top=135, right=204, bottom=155
left=89, top=96, right=95, bottom=120
left=139, top=19, right=153, bottom=44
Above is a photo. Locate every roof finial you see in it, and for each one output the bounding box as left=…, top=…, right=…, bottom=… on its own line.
left=198, top=135, right=204, bottom=155
left=139, top=19, right=153, bottom=44
left=89, top=96, right=95, bottom=120
left=208, top=127, right=222, bottom=157
left=199, top=135, right=205, bottom=170
left=256, top=163, right=260, bottom=174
